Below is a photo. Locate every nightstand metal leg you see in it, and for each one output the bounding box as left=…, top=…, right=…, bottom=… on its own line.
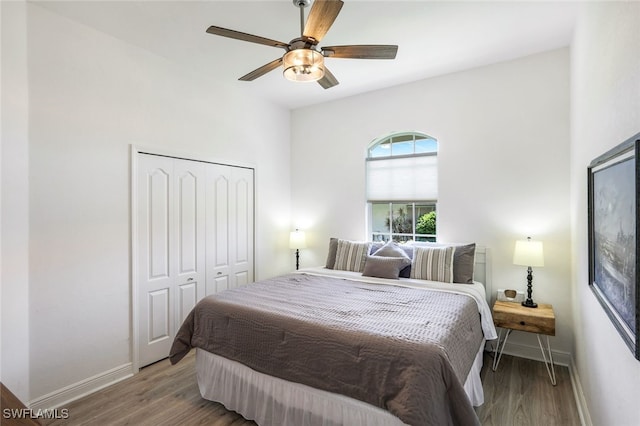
left=492, top=328, right=512, bottom=372
left=537, top=334, right=557, bottom=385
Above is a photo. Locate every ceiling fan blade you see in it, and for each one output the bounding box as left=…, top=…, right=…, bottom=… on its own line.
left=239, top=57, right=283, bottom=81
left=206, top=26, right=289, bottom=50
left=303, top=0, right=344, bottom=43
left=318, top=67, right=339, bottom=89
left=322, top=45, right=398, bottom=59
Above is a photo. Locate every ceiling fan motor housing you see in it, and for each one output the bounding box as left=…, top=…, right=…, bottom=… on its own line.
left=293, top=0, right=312, bottom=8
left=289, top=37, right=318, bottom=51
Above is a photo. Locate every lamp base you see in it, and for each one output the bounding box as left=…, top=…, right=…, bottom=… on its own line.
left=522, top=266, right=538, bottom=308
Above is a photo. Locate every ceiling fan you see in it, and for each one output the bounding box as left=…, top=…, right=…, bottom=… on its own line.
left=206, top=0, right=398, bottom=89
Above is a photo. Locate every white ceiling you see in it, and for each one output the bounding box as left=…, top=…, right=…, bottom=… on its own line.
left=33, top=0, right=581, bottom=109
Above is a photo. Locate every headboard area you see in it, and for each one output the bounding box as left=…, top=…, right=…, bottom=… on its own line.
left=473, top=246, right=492, bottom=306
left=323, top=238, right=492, bottom=305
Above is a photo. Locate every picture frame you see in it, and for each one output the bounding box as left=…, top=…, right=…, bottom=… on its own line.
left=588, top=131, right=640, bottom=361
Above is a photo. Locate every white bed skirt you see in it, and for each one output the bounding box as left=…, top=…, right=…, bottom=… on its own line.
left=195, top=341, right=486, bottom=426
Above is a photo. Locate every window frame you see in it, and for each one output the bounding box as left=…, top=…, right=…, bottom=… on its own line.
left=368, top=201, right=437, bottom=243
left=366, top=131, right=438, bottom=242
left=367, top=132, right=438, bottom=159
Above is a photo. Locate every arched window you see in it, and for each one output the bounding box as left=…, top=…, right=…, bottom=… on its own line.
left=366, top=132, right=437, bottom=242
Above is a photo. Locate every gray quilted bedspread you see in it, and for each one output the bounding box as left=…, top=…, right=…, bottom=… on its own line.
left=170, top=273, right=483, bottom=426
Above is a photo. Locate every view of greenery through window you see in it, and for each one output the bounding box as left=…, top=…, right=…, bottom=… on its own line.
left=371, top=202, right=436, bottom=242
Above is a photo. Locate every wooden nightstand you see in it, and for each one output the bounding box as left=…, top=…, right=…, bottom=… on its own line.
left=491, top=300, right=557, bottom=385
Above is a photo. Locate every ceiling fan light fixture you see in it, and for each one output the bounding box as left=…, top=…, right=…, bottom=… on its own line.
left=206, top=0, right=397, bottom=89
left=283, top=48, right=325, bottom=82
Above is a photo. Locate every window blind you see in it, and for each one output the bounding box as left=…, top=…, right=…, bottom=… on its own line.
left=366, top=155, right=437, bottom=201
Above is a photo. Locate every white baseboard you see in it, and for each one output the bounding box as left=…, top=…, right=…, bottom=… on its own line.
left=29, top=363, right=133, bottom=411
left=486, top=339, right=571, bottom=366
left=568, top=358, right=593, bottom=426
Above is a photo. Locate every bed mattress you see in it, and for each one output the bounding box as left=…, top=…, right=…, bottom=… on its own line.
left=195, top=341, right=486, bottom=426
left=171, top=268, right=496, bottom=425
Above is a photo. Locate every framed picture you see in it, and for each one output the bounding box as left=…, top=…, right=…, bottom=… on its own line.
left=588, top=131, right=640, bottom=361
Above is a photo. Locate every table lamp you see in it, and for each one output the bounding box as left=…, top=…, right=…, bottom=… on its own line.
left=289, top=229, right=307, bottom=270
left=513, top=237, right=544, bottom=308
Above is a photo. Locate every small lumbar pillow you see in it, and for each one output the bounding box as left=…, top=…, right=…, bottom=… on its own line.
left=362, top=255, right=411, bottom=279
left=333, top=239, right=371, bottom=272
left=410, top=245, right=456, bottom=283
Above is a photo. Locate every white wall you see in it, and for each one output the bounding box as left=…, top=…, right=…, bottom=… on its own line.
left=10, top=3, right=638, bottom=420
left=570, top=3, right=640, bottom=425
left=291, top=49, right=573, bottom=359
left=20, top=3, right=291, bottom=402
left=1, top=0, right=31, bottom=404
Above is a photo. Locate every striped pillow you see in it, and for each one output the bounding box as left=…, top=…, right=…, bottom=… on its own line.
left=333, top=239, right=371, bottom=272
left=410, top=246, right=456, bottom=283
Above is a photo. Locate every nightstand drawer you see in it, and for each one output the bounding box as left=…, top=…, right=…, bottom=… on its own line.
left=492, top=301, right=555, bottom=336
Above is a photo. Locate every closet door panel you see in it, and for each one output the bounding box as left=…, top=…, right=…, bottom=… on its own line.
left=178, top=281, right=197, bottom=324
left=176, top=171, right=198, bottom=274
left=206, top=165, right=231, bottom=290
left=235, top=177, right=250, bottom=264
left=173, top=160, right=205, bottom=326
left=205, top=276, right=229, bottom=296
left=214, top=175, right=229, bottom=267
left=148, top=288, right=170, bottom=343
left=235, top=271, right=249, bottom=287
left=148, top=168, right=171, bottom=280
left=230, top=167, right=254, bottom=287
left=138, top=155, right=175, bottom=367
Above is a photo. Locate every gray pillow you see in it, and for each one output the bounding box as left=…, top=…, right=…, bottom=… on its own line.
left=362, top=255, right=411, bottom=279
left=325, top=237, right=339, bottom=269
left=451, top=243, right=476, bottom=284
left=372, top=241, right=413, bottom=277
left=399, top=245, right=414, bottom=278
left=409, top=242, right=476, bottom=283
left=372, top=241, right=411, bottom=260
left=369, top=241, right=384, bottom=254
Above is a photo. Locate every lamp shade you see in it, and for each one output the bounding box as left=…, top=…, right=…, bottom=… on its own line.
left=513, top=238, right=544, bottom=267
left=289, top=229, right=307, bottom=249
left=283, top=49, right=324, bottom=82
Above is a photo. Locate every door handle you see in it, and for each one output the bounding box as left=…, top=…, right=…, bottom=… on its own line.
left=187, top=277, right=194, bottom=281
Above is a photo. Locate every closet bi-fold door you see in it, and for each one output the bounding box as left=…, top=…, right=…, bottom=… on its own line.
left=137, top=154, right=205, bottom=368
left=205, top=164, right=254, bottom=295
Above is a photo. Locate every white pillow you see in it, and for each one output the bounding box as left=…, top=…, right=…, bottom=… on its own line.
left=410, top=245, right=456, bottom=283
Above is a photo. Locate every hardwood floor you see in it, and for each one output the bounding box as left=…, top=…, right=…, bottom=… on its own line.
left=40, top=351, right=581, bottom=426
left=476, top=353, right=581, bottom=426
left=1, top=383, right=41, bottom=426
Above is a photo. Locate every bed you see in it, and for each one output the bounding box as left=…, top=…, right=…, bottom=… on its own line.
left=170, top=240, right=497, bottom=426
